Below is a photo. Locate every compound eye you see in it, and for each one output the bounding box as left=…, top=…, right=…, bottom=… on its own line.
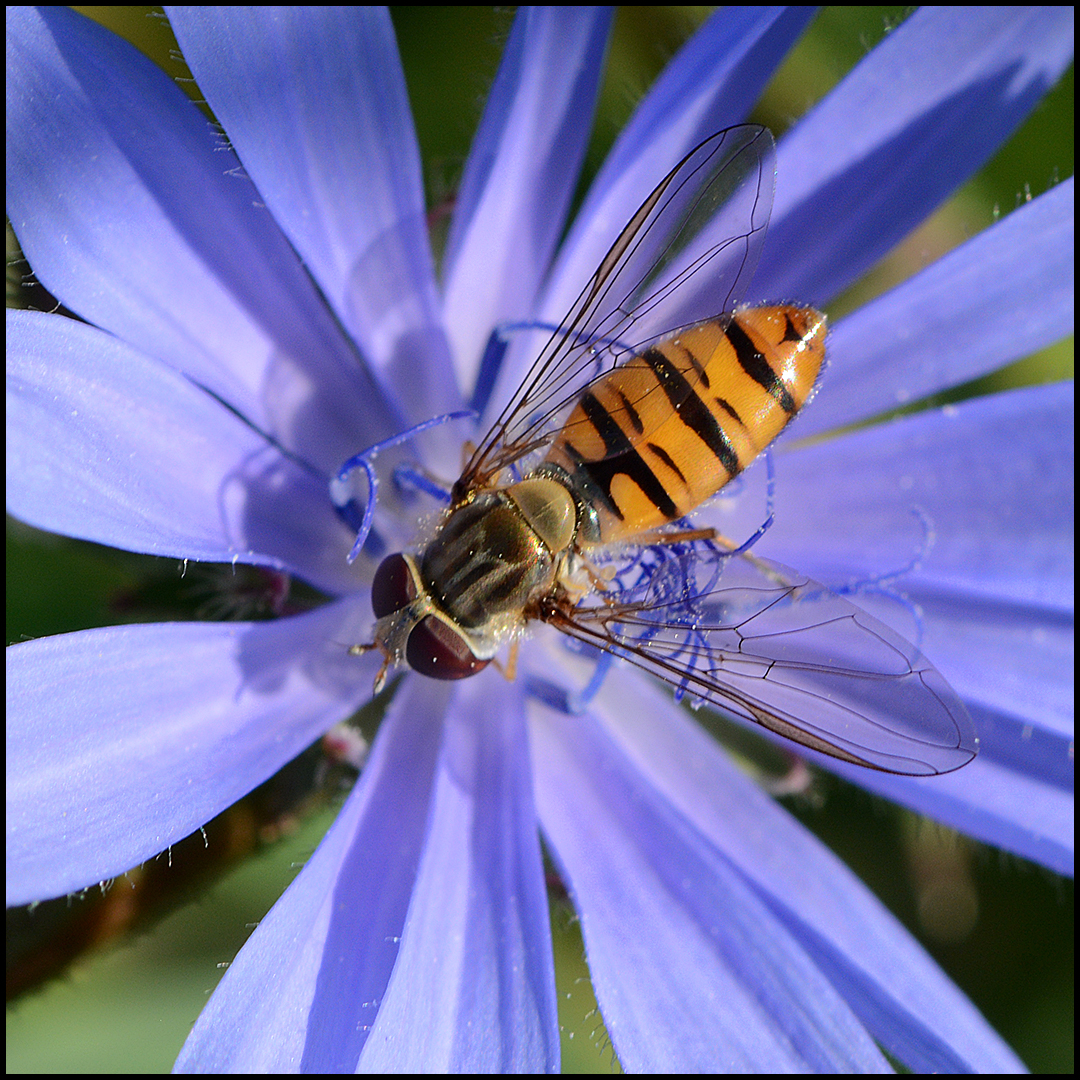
left=371, top=553, right=416, bottom=618
left=406, top=616, right=490, bottom=680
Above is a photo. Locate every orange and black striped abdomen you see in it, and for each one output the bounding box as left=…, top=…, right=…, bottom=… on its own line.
left=543, top=305, right=826, bottom=544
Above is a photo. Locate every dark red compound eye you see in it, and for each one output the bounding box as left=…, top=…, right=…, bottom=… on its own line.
left=406, top=615, right=490, bottom=680
left=371, top=553, right=415, bottom=618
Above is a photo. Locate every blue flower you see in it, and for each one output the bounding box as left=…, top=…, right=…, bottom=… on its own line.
left=7, top=7, right=1071, bottom=1071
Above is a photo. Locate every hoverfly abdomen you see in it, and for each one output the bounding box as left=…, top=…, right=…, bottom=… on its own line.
left=543, top=304, right=826, bottom=544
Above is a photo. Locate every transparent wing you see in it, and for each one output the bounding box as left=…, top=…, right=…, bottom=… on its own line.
left=543, top=544, right=978, bottom=776
left=459, top=125, right=776, bottom=493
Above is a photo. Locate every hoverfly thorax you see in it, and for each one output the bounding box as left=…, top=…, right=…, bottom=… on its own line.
left=368, top=475, right=583, bottom=684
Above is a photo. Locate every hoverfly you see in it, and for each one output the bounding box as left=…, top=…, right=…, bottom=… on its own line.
left=350, top=125, right=978, bottom=777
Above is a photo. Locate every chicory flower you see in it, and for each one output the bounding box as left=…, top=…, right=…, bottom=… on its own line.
left=7, top=6, right=1072, bottom=1071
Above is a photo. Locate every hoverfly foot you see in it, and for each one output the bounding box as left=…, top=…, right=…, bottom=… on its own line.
left=491, top=639, right=520, bottom=683
left=348, top=641, right=392, bottom=695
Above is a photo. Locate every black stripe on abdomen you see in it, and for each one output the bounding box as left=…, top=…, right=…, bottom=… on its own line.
left=565, top=392, right=679, bottom=521
left=642, top=347, right=739, bottom=476
left=724, top=318, right=796, bottom=413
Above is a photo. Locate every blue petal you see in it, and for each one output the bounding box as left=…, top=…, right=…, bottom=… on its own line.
left=441, top=8, right=611, bottom=393
left=7, top=6, right=397, bottom=471
left=530, top=658, right=1028, bottom=1071
left=760, top=6, right=1074, bottom=303
left=175, top=676, right=559, bottom=1072
left=7, top=599, right=374, bottom=906
left=168, top=7, right=458, bottom=425
left=7, top=312, right=367, bottom=592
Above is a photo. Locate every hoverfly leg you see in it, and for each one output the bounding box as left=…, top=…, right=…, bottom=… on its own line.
left=706, top=531, right=791, bottom=588
left=492, top=639, right=520, bottom=683
left=634, top=525, right=718, bottom=547
left=557, top=551, right=614, bottom=605
left=583, top=558, right=616, bottom=593
left=348, top=641, right=393, bottom=694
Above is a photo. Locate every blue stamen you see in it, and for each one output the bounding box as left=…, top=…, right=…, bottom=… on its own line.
left=332, top=410, right=474, bottom=562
